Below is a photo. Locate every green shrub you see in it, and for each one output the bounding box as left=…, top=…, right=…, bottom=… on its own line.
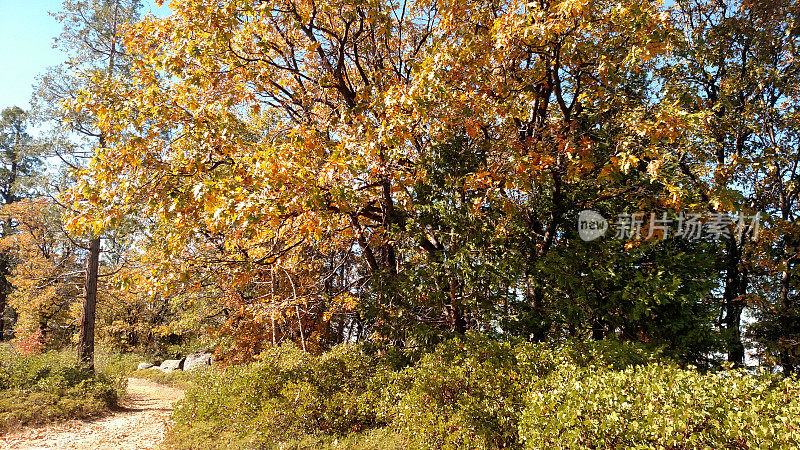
left=0, top=344, right=73, bottom=390
left=553, top=337, right=663, bottom=370
left=382, top=334, right=526, bottom=449
left=278, top=428, right=408, bottom=450
left=0, top=344, right=123, bottom=433
left=95, top=345, right=142, bottom=392
left=519, top=362, right=800, bottom=449
left=169, top=342, right=393, bottom=448
left=381, top=333, right=662, bottom=449
left=166, top=335, right=666, bottom=449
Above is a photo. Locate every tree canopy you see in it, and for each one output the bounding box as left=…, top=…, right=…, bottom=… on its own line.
left=2, top=0, right=799, bottom=374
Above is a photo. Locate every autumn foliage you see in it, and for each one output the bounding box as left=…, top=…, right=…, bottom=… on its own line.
left=19, top=0, right=780, bottom=371
left=3, top=0, right=800, bottom=447
left=0, top=0, right=793, bottom=380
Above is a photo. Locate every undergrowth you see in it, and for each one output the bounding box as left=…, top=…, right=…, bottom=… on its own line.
left=163, top=334, right=800, bottom=449
left=0, top=343, right=135, bottom=433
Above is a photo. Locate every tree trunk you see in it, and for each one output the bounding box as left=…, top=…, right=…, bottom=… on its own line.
left=527, top=283, right=549, bottom=341
left=78, top=237, right=100, bottom=370
left=0, top=219, right=13, bottom=341
left=446, top=277, right=466, bottom=334
left=0, top=259, right=7, bottom=341
left=592, top=319, right=605, bottom=341
left=0, top=290, right=5, bottom=341
left=779, top=263, right=796, bottom=376
left=723, top=238, right=746, bottom=366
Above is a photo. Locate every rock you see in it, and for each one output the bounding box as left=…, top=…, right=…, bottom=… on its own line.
left=159, top=358, right=184, bottom=372
left=137, top=362, right=154, bottom=370
left=184, top=351, right=214, bottom=372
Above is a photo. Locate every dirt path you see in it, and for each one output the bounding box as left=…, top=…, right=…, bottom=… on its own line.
left=0, top=378, right=185, bottom=450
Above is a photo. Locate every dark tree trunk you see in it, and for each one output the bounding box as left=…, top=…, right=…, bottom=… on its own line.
left=0, top=219, right=13, bottom=341
left=527, top=283, right=549, bottom=341
left=779, top=264, right=796, bottom=376
left=0, top=260, right=7, bottom=341
left=723, top=238, right=747, bottom=367
left=78, top=237, right=100, bottom=370
left=443, top=277, right=466, bottom=334
left=592, top=319, right=605, bottom=341
left=0, top=290, right=5, bottom=341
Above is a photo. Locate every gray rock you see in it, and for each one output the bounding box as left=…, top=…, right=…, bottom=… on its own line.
left=137, top=362, right=154, bottom=370
left=159, top=358, right=184, bottom=372
left=184, top=351, right=214, bottom=372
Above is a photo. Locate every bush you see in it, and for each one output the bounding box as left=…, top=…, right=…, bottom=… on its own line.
left=382, top=334, right=526, bottom=449
left=278, top=428, right=408, bottom=449
left=159, top=334, right=800, bottom=448
left=169, top=342, right=394, bottom=448
left=552, top=337, right=663, bottom=370
left=381, top=333, right=662, bottom=449
left=166, top=335, right=666, bottom=449
left=519, top=362, right=800, bottom=448
left=95, top=345, right=142, bottom=396
left=0, top=344, right=72, bottom=390
left=0, top=344, right=121, bottom=433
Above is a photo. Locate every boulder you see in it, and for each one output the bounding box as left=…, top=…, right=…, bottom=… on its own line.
left=137, top=362, right=154, bottom=370
left=159, top=358, right=184, bottom=372
left=184, top=351, right=214, bottom=372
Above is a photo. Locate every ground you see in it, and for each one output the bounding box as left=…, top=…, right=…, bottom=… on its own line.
left=0, top=378, right=185, bottom=450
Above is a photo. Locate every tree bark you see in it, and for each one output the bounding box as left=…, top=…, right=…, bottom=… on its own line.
left=78, top=236, right=100, bottom=369
left=779, top=264, right=795, bottom=376
left=723, top=237, right=747, bottom=366
left=592, top=318, right=605, bottom=341
left=0, top=257, right=8, bottom=341
left=0, top=290, right=5, bottom=341
left=446, top=276, right=466, bottom=334
left=526, top=283, right=550, bottom=341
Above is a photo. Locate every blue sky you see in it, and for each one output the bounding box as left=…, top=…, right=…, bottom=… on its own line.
left=0, top=0, right=169, bottom=111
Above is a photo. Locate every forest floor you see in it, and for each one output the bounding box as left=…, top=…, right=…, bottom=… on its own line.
left=0, top=378, right=185, bottom=450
